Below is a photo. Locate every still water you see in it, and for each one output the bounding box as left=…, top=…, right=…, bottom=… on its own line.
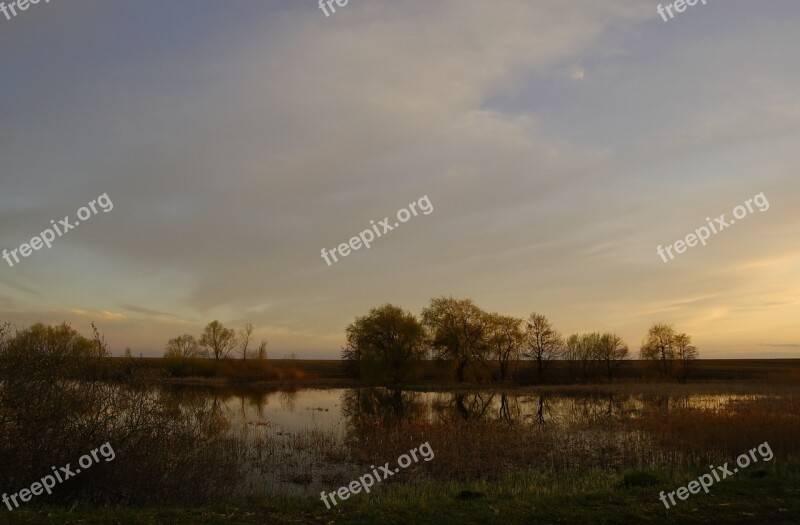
left=161, top=386, right=788, bottom=497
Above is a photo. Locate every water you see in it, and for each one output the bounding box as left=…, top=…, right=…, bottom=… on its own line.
left=159, top=386, right=794, bottom=497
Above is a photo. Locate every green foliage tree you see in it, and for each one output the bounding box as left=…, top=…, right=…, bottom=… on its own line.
left=199, top=320, right=236, bottom=360
left=0, top=322, right=243, bottom=505
left=344, top=304, right=426, bottom=384
left=340, top=342, right=361, bottom=379
left=421, top=297, right=490, bottom=383
left=0, top=322, right=102, bottom=380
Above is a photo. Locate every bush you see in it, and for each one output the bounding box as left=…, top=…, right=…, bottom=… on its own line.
left=0, top=322, right=245, bottom=505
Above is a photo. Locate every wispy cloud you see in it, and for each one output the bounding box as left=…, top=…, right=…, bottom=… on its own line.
left=68, top=309, right=127, bottom=322
left=0, top=1, right=798, bottom=357
left=118, top=303, right=182, bottom=320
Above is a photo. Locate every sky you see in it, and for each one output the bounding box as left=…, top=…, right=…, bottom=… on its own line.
left=1, top=0, right=799, bottom=358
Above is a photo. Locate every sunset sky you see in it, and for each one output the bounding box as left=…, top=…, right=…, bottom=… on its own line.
left=1, top=0, right=799, bottom=358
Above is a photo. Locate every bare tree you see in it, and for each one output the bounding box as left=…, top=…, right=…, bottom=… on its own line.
left=674, top=332, right=698, bottom=382
left=523, top=313, right=564, bottom=383
left=563, top=333, right=582, bottom=381
left=199, top=321, right=236, bottom=360
left=421, top=297, right=490, bottom=383
left=579, top=332, right=602, bottom=382
left=639, top=323, right=677, bottom=377
left=640, top=324, right=698, bottom=381
left=484, top=313, right=524, bottom=380
left=164, top=334, right=201, bottom=359
left=90, top=321, right=110, bottom=358
left=256, top=338, right=268, bottom=360
left=597, top=333, right=629, bottom=382
left=238, top=323, right=254, bottom=360
left=564, top=332, right=615, bottom=383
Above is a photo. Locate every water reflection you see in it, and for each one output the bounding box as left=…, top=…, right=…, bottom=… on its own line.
left=153, top=385, right=800, bottom=497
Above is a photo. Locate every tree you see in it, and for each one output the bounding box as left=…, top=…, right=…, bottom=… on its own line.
left=0, top=322, right=99, bottom=380
left=674, top=332, right=698, bottom=382
left=484, top=313, right=524, bottom=380
left=0, top=322, right=244, bottom=506
left=90, top=322, right=110, bottom=358
left=199, top=321, right=236, bottom=360
left=341, top=344, right=361, bottom=378
left=0, top=321, right=11, bottom=352
left=597, top=333, right=629, bottom=382
left=421, top=297, right=490, bottom=383
left=563, top=333, right=583, bottom=381
left=640, top=324, right=698, bottom=381
left=639, top=323, right=677, bottom=377
left=164, top=334, right=201, bottom=359
left=238, top=323, right=253, bottom=360
left=578, top=332, right=601, bottom=382
left=344, top=304, right=426, bottom=384
left=255, top=338, right=268, bottom=360
left=523, top=313, right=563, bottom=383
left=564, top=332, right=610, bottom=383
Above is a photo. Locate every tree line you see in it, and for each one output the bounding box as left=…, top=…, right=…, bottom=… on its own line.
left=341, top=297, right=699, bottom=384
left=163, top=321, right=267, bottom=360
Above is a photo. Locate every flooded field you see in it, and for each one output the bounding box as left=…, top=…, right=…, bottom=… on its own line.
left=167, top=384, right=800, bottom=497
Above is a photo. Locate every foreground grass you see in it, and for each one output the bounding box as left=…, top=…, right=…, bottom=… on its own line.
left=8, top=462, right=800, bottom=525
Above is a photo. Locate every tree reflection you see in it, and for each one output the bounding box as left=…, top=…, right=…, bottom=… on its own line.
left=498, top=394, right=521, bottom=424
left=341, top=388, right=426, bottom=431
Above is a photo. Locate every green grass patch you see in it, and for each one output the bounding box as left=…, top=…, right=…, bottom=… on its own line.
left=6, top=461, right=800, bottom=524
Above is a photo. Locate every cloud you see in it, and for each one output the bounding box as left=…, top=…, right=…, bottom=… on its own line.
left=68, top=309, right=127, bottom=322
left=117, top=303, right=185, bottom=320
left=0, top=279, right=41, bottom=297
left=0, top=1, right=798, bottom=357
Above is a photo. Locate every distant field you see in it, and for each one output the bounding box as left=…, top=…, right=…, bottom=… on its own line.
left=113, top=357, right=800, bottom=385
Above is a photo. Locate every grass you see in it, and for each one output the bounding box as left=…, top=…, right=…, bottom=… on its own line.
left=7, top=462, right=800, bottom=524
